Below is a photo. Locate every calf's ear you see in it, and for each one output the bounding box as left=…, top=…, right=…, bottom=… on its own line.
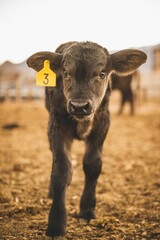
left=27, top=51, right=63, bottom=72
left=110, top=49, right=147, bottom=76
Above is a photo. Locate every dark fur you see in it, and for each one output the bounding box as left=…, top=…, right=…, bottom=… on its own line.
left=27, top=41, right=147, bottom=238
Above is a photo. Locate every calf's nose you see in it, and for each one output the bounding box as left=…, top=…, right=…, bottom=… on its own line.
left=69, top=101, right=92, bottom=116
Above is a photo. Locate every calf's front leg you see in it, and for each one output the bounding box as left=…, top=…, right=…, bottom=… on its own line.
left=79, top=144, right=102, bottom=221
left=79, top=115, right=110, bottom=222
left=46, top=125, right=72, bottom=238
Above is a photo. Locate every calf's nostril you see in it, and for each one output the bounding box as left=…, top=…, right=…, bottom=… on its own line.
left=82, top=103, right=90, bottom=113
left=70, top=103, right=76, bottom=113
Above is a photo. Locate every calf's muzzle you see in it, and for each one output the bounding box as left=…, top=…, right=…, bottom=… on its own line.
left=69, top=100, right=92, bottom=116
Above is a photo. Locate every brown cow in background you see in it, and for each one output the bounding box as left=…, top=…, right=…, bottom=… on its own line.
left=111, top=70, right=141, bottom=115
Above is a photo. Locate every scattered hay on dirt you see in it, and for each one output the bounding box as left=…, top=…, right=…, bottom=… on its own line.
left=0, top=101, right=160, bottom=240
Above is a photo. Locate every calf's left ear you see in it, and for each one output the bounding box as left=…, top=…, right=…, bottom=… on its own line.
left=27, top=51, right=63, bottom=72
left=110, top=49, right=147, bottom=76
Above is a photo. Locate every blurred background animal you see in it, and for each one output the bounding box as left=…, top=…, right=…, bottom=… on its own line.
left=111, top=70, right=141, bottom=115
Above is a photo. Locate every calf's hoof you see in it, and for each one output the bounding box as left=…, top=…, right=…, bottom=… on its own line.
left=73, top=210, right=96, bottom=222
left=46, top=236, right=67, bottom=240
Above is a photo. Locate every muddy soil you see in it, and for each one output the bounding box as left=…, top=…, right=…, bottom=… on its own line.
left=0, top=100, right=160, bottom=240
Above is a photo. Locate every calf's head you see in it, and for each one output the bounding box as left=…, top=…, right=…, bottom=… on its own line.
left=27, top=42, right=147, bottom=119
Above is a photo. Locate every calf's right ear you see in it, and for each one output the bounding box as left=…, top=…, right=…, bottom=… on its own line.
left=27, top=51, right=63, bottom=72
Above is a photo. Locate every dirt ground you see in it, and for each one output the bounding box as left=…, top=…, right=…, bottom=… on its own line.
left=0, top=98, right=160, bottom=240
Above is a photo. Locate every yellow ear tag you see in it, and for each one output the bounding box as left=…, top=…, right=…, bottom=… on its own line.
left=36, top=60, right=56, bottom=87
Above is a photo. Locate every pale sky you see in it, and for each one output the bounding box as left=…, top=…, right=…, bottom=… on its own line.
left=0, top=0, right=160, bottom=63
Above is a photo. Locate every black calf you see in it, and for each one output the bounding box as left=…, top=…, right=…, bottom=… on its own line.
left=27, top=41, right=147, bottom=238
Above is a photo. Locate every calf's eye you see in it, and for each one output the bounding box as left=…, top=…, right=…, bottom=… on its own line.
left=98, top=71, right=106, bottom=79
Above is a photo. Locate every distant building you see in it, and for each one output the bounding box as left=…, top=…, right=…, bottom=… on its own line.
left=139, top=44, right=160, bottom=99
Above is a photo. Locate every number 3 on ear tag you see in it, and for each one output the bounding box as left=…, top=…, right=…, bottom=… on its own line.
left=36, top=60, right=56, bottom=87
